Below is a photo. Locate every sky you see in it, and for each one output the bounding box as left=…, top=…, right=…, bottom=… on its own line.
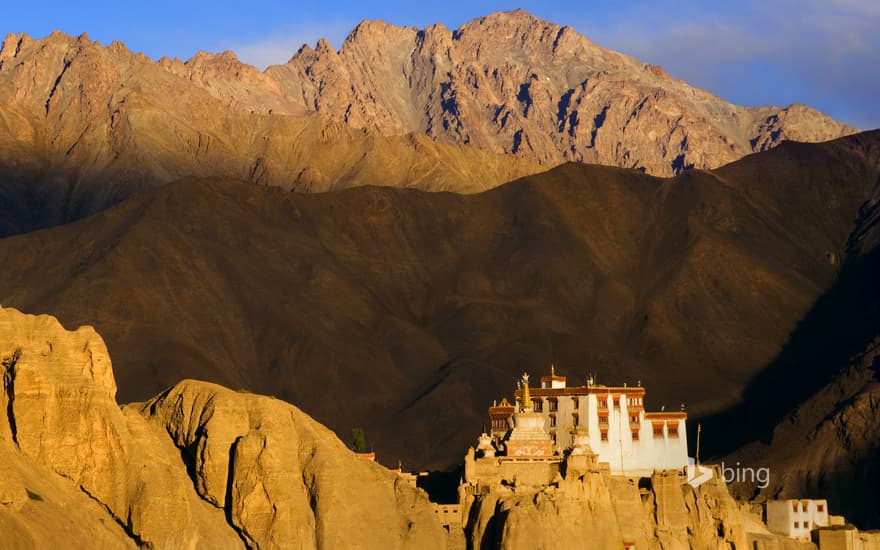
left=3, top=1, right=878, bottom=129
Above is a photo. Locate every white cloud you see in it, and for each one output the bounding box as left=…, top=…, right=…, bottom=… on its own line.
left=226, top=21, right=352, bottom=69
left=825, top=0, right=880, bottom=17
left=572, top=1, right=880, bottom=129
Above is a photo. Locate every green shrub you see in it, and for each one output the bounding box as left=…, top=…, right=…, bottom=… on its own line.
left=351, top=427, right=368, bottom=453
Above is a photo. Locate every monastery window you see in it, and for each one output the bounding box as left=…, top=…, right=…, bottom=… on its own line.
left=572, top=412, right=579, bottom=426
left=598, top=396, right=608, bottom=410
left=793, top=521, right=799, bottom=529
left=817, top=504, right=824, bottom=513
left=572, top=397, right=579, bottom=408
left=632, top=430, right=639, bottom=441
left=668, top=425, right=678, bottom=437
left=549, top=415, right=556, bottom=427
left=630, top=415, right=639, bottom=424
left=653, top=424, right=664, bottom=436
left=601, top=432, right=608, bottom=441
left=548, top=399, right=558, bottom=412
left=792, top=502, right=798, bottom=512
left=598, top=415, right=608, bottom=426
left=533, top=399, right=542, bottom=412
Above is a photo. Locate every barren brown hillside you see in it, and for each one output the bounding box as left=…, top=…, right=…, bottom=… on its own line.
left=713, top=168, right=880, bottom=528
left=0, top=131, right=876, bottom=473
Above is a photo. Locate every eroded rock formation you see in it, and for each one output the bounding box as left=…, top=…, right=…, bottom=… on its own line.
left=0, top=305, right=445, bottom=548
left=457, top=465, right=803, bottom=549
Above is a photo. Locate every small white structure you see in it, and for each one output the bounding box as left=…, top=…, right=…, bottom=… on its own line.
left=540, top=365, right=567, bottom=389
left=765, top=499, right=830, bottom=540
left=476, top=433, right=496, bottom=458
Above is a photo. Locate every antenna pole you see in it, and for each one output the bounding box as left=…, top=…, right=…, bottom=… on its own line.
left=619, top=397, right=625, bottom=476
left=696, top=423, right=702, bottom=466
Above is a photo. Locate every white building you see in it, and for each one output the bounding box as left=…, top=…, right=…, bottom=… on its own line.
left=765, top=499, right=830, bottom=540
left=488, top=366, right=689, bottom=476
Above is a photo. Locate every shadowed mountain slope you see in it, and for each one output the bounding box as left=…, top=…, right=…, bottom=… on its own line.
left=711, top=168, right=880, bottom=528
left=0, top=30, right=539, bottom=237
left=0, top=131, right=877, bottom=470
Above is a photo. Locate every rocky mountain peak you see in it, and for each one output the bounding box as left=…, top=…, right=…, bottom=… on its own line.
left=1, top=31, right=17, bottom=48
left=0, top=33, right=23, bottom=64
left=7, top=14, right=850, bottom=179
left=314, top=36, right=336, bottom=55
left=459, top=8, right=559, bottom=36
left=0, top=27, right=541, bottom=236
left=0, top=11, right=861, bottom=236
left=338, top=19, right=419, bottom=60
left=345, top=18, right=401, bottom=41
left=474, top=7, right=545, bottom=27
left=260, top=10, right=856, bottom=175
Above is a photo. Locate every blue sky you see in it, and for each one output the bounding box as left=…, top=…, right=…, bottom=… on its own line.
left=4, top=1, right=878, bottom=129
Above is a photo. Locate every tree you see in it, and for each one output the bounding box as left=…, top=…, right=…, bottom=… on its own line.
left=351, top=427, right=368, bottom=453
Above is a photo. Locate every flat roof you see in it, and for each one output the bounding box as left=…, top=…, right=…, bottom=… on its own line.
left=515, top=386, right=647, bottom=397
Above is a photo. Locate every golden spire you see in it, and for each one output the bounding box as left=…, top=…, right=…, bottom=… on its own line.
left=521, top=372, right=531, bottom=411
left=550, top=363, right=555, bottom=377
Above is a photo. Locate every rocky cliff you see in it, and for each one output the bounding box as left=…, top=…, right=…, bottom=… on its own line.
left=253, top=9, right=855, bottom=174
left=0, top=305, right=445, bottom=548
left=462, top=469, right=804, bottom=550
left=0, top=30, right=538, bottom=237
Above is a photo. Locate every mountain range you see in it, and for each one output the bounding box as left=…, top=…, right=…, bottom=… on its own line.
left=0, top=8, right=878, bottom=534
left=187, top=9, right=855, bottom=172
left=0, top=10, right=857, bottom=237
left=0, top=29, right=538, bottom=237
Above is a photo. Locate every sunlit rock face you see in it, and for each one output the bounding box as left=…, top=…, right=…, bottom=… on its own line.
left=0, top=305, right=444, bottom=549
left=0, top=29, right=540, bottom=237
left=266, top=10, right=855, bottom=175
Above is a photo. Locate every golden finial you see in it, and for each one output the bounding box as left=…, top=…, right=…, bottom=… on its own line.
left=522, top=372, right=531, bottom=411
left=550, top=364, right=555, bottom=377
